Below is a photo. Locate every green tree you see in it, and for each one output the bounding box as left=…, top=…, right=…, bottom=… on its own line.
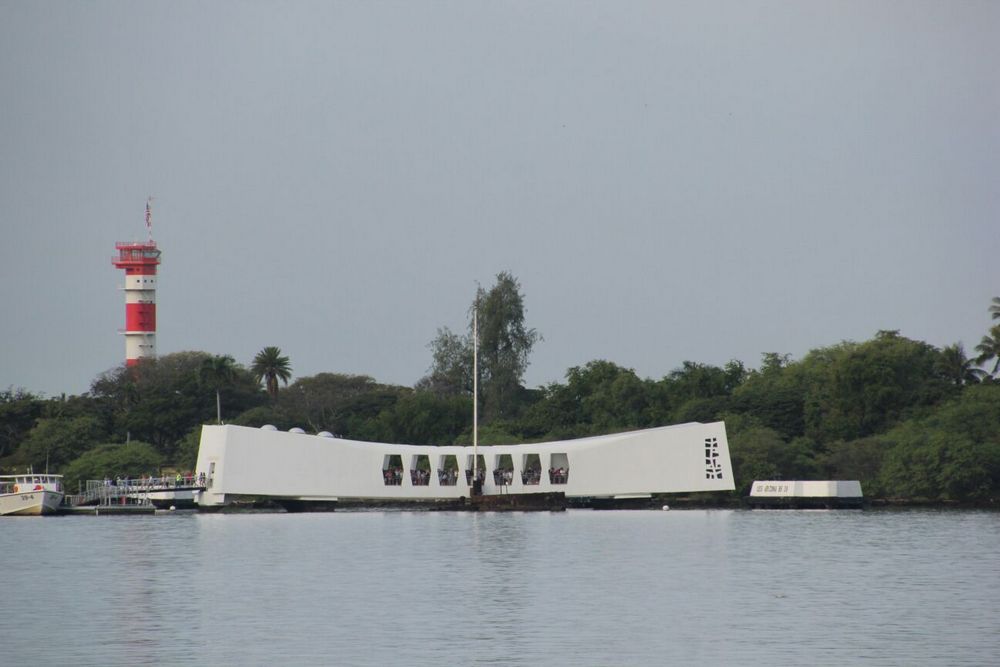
left=418, top=327, right=472, bottom=396
left=61, top=441, right=163, bottom=491
left=17, top=415, right=104, bottom=471
left=936, top=343, right=986, bottom=386
left=662, top=361, right=737, bottom=426
left=251, top=346, right=293, bottom=400
left=473, top=272, right=540, bottom=421
left=231, top=405, right=291, bottom=430
left=358, top=391, right=471, bottom=446
left=455, top=421, right=523, bottom=446
left=174, top=426, right=204, bottom=471
left=336, top=389, right=410, bottom=440
left=672, top=396, right=731, bottom=424
left=730, top=354, right=806, bottom=439
left=818, top=436, right=891, bottom=497
left=725, top=421, right=817, bottom=495
left=0, top=388, right=43, bottom=463
left=879, top=384, right=1000, bottom=501
left=723, top=359, right=749, bottom=392
left=273, top=373, right=401, bottom=434
left=975, top=324, right=1000, bottom=377
left=199, top=355, right=237, bottom=424
left=806, top=331, right=949, bottom=442
left=90, top=352, right=261, bottom=458
left=759, top=352, right=792, bottom=374
left=664, top=361, right=731, bottom=403
left=520, top=361, right=663, bottom=438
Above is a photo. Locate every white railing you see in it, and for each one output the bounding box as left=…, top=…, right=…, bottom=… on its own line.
left=76, top=476, right=205, bottom=506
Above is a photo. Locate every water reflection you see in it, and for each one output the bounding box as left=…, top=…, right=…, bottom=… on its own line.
left=1, top=509, right=998, bottom=665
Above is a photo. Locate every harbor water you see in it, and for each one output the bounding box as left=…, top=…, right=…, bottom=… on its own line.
left=2, top=508, right=998, bottom=665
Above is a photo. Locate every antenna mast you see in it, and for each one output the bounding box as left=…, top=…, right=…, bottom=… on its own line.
left=145, top=196, right=154, bottom=242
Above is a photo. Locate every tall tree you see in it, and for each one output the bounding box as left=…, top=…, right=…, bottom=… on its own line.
left=538, top=360, right=659, bottom=435
left=665, top=361, right=731, bottom=405
left=975, top=325, right=1000, bottom=377
left=89, top=352, right=262, bottom=458
left=251, top=346, right=293, bottom=399
left=275, top=373, right=399, bottom=435
left=990, top=296, right=1000, bottom=321
left=808, top=332, right=949, bottom=441
left=199, top=355, right=237, bottom=424
left=17, top=415, right=104, bottom=471
left=937, top=343, right=986, bottom=386
left=474, top=272, right=540, bottom=421
left=417, top=327, right=472, bottom=396
left=0, top=389, right=43, bottom=461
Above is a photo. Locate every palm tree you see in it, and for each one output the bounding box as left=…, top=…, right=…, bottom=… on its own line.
left=990, top=296, right=1000, bottom=321
left=975, top=324, right=1000, bottom=377
left=251, top=346, right=292, bottom=400
left=937, top=343, right=986, bottom=386
left=199, top=355, right=237, bottom=423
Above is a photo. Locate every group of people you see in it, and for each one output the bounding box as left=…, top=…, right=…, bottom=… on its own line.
left=379, top=465, right=568, bottom=487
left=465, top=468, right=487, bottom=485
left=102, top=472, right=207, bottom=488
left=437, top=469, right=459, bottom=486
left=492, top=468, right=515, bottom=485
left=491, top=467, right=567, bottom=485
left=521, top=468, right=542, bottom=485
left=410, top=468, right=431, bottom=486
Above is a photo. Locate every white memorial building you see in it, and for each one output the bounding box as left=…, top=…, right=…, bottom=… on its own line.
left=194, top=421, right=734, bottom=508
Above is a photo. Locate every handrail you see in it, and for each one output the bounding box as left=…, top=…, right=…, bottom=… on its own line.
left=75, top=476, right=205, bottom=506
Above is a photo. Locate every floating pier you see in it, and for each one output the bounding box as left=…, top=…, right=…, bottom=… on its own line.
left=64, top=476, right=205, bottom=512
left=61, top=504, right=156, bottom=516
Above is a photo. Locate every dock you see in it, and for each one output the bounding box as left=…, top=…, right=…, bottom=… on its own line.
left=64, top=476, right=206, bottom=512
left=60, top=504, right=156, bottom=515
left=747, top=480, right=864, bottom=509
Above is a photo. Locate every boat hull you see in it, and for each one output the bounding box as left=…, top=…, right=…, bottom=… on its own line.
left=0, top=490, right=64, bottom=516
left=146, top=488, right=199, bottom=509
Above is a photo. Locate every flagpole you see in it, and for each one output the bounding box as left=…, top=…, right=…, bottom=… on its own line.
left=472, top=302, right=479, bottom=494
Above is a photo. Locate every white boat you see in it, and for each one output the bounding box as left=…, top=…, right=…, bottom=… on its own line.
left=0, top=474, right=65, bottom=516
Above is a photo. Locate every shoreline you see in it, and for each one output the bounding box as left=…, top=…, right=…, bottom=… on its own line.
left=45, top=494, right=1000, bottom=515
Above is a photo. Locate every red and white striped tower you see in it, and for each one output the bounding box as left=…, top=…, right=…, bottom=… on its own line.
left=112, top=199, right=161, bottom=366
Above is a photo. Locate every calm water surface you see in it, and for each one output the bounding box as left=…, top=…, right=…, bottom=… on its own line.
left=2, top=509, right=998, bottom=666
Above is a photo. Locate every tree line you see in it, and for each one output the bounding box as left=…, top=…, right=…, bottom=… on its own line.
left=2, top=276, right=999, bottom=502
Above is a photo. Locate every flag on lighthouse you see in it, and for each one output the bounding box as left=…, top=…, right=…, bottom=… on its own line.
left=145, top=198, right=152, bottom=230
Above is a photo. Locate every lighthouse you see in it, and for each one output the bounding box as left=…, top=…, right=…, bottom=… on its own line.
left=112, top=199, right=161, bottom=366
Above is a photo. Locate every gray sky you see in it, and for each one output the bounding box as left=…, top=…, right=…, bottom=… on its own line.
left=1, top=1, right=997, bottom=398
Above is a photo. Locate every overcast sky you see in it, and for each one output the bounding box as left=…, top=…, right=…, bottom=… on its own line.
left=1, top=1, right=997, bottom=398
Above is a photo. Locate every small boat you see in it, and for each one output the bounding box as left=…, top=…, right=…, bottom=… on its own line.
left=0, top=474, right=65, bottom=516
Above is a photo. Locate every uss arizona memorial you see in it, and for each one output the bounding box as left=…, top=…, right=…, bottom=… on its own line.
left=194, top=420, right=734, bottom=508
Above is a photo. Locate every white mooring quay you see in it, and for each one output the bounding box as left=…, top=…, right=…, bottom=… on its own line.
left=193, top=421, right=734, bottom=509
left=748, top=480, right=864, bottom=509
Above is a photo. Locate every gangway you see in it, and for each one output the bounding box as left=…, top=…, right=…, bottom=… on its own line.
left=68, top=476, right=205, bottom=509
